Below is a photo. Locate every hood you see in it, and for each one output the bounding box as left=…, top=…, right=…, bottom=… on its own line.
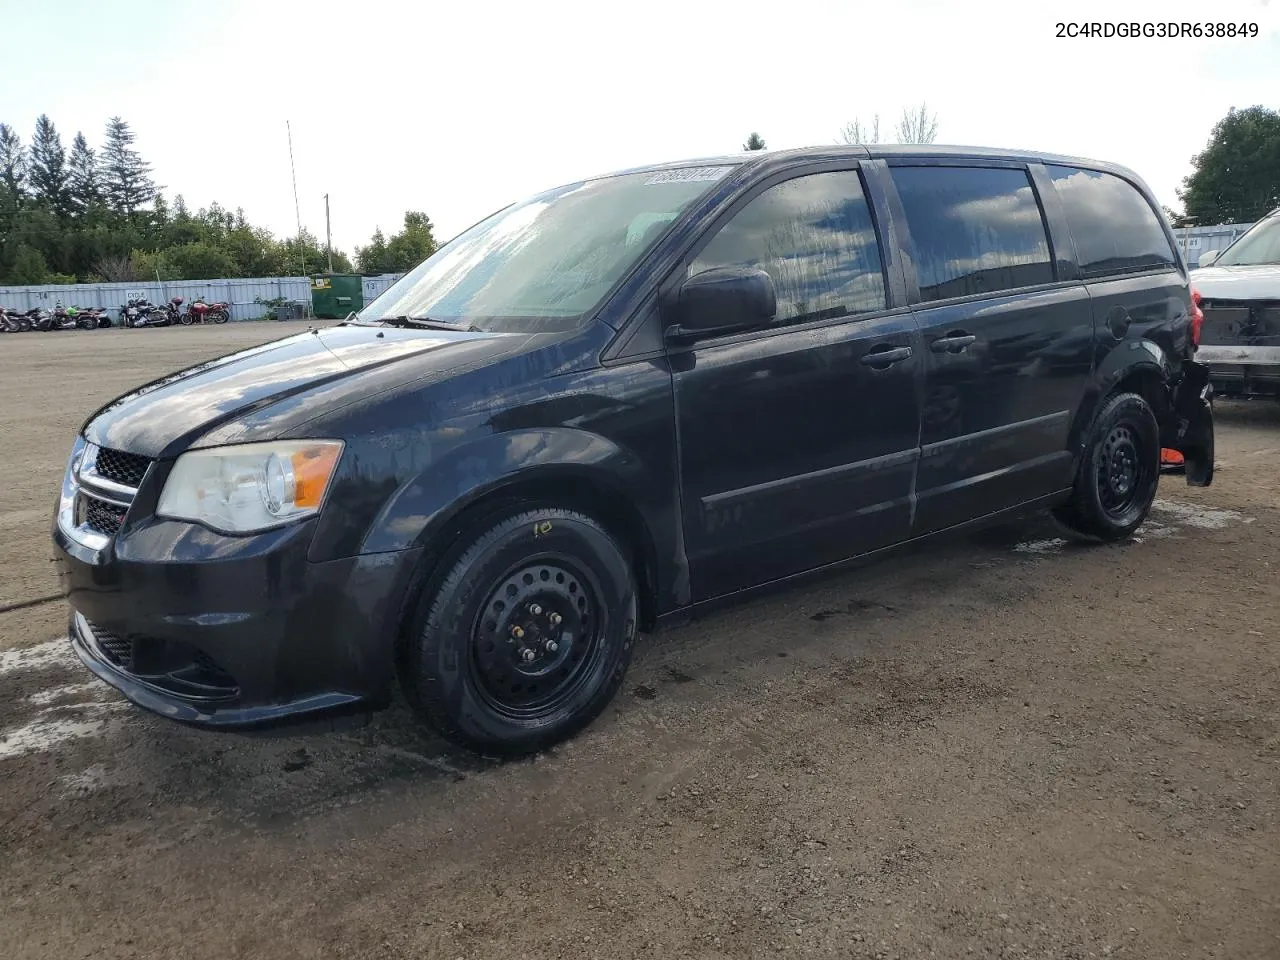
left=1190, top=264, right=1280, bottom=301
left=82, top=323, right=515, bottom=458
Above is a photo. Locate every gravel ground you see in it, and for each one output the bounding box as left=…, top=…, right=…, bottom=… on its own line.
left=1, top=324, right=1277, bottom=960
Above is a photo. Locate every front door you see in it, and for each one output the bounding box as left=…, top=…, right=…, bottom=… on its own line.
left=668, top=168, right=922, bottom=601
left=886, top=162, right=1095, bottom=533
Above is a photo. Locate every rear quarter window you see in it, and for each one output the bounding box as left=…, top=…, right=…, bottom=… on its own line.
left=1046, top=165, right=1177, bottom=278
left=890, top=165, right=1054, bottom=302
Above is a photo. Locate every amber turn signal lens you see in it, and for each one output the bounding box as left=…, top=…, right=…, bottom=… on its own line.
left=291, top=444, right=342, bottom=508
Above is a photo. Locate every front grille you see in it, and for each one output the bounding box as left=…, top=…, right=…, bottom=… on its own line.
left=94, top=448, right=151, bottom=487
left=81, top=494, right=127, bottom=536
left=1200, top=300, right=1280, bottom=347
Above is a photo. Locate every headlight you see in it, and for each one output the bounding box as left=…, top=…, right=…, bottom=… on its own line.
left=157, top=440, right=344, bottom=534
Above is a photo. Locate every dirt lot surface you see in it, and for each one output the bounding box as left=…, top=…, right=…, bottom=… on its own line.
left=2, top=325, right=1277, bottom=960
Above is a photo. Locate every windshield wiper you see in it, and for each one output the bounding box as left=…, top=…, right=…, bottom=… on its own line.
left=379, top=315, right=479, bottom=332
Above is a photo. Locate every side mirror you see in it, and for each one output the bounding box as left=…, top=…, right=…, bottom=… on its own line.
left=1196, top=249, right=1219, bottom=268
left=666, top=266, right=776, bottom=340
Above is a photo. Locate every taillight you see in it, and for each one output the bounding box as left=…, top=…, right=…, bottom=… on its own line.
left=1190, top=287, right=1204, bottom=348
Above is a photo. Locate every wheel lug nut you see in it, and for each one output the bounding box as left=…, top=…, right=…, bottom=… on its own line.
left=530, top=603, right=542, bottom=615
left=549, top=612, right=562, bottom=625
left=511, top=625, right=525, bottom=640
left=521, top=647, right=536, bottom=662
left=545, top=640, right=559, bottom=653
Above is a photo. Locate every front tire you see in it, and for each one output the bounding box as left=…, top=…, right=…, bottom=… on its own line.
left=402, top=507, right=638, bottom=756
left=1054, top=391, right=1160, bottom=541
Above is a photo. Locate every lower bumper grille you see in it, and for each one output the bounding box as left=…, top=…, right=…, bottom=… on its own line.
left=84, top=620, right=240, bottom=701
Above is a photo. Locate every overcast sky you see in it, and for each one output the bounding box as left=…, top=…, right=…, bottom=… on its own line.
left=3, top=0, right=1278, bottom=256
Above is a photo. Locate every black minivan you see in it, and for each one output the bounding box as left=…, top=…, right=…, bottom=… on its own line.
left=52, top=145, right=1214, bottom=755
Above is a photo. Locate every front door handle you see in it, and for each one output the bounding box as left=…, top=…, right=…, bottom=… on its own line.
left=860, top=344, right=913, bottom=368
left=930, top=333, right=977, bottom=353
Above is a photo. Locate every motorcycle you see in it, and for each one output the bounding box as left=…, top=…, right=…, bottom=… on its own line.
left=64, top=306, right=112, bottom=329
left=182, top=297, right=230, bottom=325
left=48, top=306, right=85, bottom=331
left=120, top=297, right=170, bottom=328
left=0, top=308, right=27, bottom=333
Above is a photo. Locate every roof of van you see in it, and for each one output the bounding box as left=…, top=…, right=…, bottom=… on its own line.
left=598, top=144, right=1144, bottom=185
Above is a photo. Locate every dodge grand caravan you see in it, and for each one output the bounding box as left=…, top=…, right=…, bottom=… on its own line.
left=52, top=145, right=1214, bottom=755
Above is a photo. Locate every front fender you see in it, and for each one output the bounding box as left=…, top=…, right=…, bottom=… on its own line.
left=359, top=427, right=650, bottom=555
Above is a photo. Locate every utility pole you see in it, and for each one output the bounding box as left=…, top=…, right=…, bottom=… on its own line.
left=324, top=193, right=333, bottom=273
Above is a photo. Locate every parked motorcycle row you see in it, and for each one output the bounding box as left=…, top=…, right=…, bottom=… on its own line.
left=0, top=304, right=113, bottom=333
left=1, top=296, right=232, bottom=334
left=119, top=296, right=232, bottom=328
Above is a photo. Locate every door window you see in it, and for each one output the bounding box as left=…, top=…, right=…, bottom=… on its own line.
left=891, top=165, right=1054, bottom=301
left=689, top=170, right=887, bottom=325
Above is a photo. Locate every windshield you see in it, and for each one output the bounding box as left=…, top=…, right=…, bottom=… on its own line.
left=1216, top=211, right=1280, bottom=267
left=356, top=164, right=739, bottom=332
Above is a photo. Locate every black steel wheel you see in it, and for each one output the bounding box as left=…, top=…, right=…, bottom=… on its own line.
left=402, top=507, right=638, bottom=756
left=1054, top=391, right=1160, bottom=541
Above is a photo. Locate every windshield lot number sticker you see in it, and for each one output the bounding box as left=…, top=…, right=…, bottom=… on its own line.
left=645, top=166, right=734, bottom=185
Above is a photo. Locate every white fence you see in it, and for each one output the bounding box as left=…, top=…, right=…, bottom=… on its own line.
left=1176, top=223, right=1253, bottom=267
left=362, top=273, right=405, bottom=305
left=0, top=277, right=312, bottom=322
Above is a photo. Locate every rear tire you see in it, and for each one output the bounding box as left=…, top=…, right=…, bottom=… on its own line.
left=1054, top=391, right=1160, bottom=541
left=212, top=309, right=229, bottom=324
left=401, top=507, right=638, bottom=757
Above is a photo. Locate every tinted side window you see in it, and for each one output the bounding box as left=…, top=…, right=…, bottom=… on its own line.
left=891, top=166, right=1054, bottom=302
left=689, top=170, right=886, bottom=325
left=1047, top=165, right=1176, bottom=278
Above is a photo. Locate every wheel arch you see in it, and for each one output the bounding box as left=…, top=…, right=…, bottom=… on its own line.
left=1069, top=341, right=1176, bottom=456
left=376, top=430, right=666, bottom=665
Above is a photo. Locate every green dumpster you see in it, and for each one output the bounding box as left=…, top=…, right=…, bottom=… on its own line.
left=310, top=274, right=364, bottom=319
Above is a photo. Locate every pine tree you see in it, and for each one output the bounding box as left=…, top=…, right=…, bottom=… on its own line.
left=0, top=123, right=26, bottom=200
left=743, top=132, right=767, bottom=151
left=30, top=114, right=72, bottom=216
left=0, top=123, right=25, bottom=243
left=101, top=116, right=156, bottom=216
left=67, top=132, right=101, bottom=213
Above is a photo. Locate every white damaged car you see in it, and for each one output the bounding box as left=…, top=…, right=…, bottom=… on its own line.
left=1191, top=206, right=1280, bottom=401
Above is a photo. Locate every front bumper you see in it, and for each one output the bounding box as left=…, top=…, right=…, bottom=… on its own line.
left=1195, top=345, right=1280, bottom=399
left=53, top=516, right=423, bottom=728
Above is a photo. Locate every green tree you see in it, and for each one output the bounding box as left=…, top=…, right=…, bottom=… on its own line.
left=1179, top=106, right=1280, bottom=225
left=358, top=213, right=437, bottom=273
left=29, top=114, right=72, bottom=217
left=67, top=132, right=101, bottom=214
left=356, top=227, right=390, bottom=273
left=743, top=132, right=767, bottom=151
left=101, top=116, right=156, bottom=216
left=0, top=123, right=26, bottom=246
left=0, top=122, right=28, bottom=200
left=159, top=241, right=238, bottom=280
left=385, top=211, right=437, bottom=270
left=4, top=244, right=50, bottom=283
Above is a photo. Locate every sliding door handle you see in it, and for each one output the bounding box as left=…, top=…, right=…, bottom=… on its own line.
left=930, top=333, right=976, bottom=353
